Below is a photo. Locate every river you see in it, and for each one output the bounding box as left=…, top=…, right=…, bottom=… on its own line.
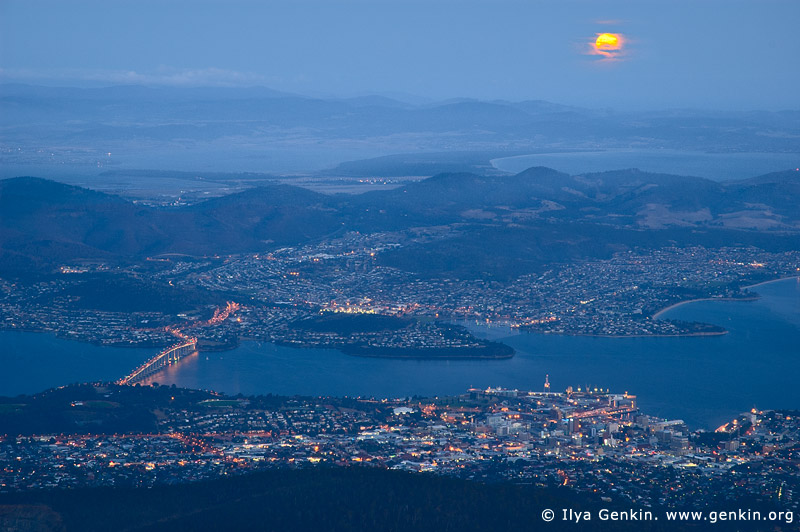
left=1, top=278, right=798, bottom=428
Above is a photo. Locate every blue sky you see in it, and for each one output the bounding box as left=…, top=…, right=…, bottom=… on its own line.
left=1, top=0, right=798, bottom=110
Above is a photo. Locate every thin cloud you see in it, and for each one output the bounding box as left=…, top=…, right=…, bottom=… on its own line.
left=0, top=67, right=274, bottom=87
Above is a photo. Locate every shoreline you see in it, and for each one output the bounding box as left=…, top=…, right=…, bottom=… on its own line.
left=344, top=352, right=515, bottom=360
left=5, top=276, right=798, bottom=356
left=563, top=330, right=728, bottom=339
left=652, top=297, right=759, bottom=319
left=0, top=327, right=171, bottom=350
left=742, top=275, right=800, bottom=290
left=510, top=328, right=729, bottom=339
left=652, top=275, right=800, bottom=319
left=472, top=324, right=730, bottom=340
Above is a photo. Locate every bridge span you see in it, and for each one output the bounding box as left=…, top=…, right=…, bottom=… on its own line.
left=117, top=337, right=197, bottom=385
left=117, top=302, right=239, bottom=386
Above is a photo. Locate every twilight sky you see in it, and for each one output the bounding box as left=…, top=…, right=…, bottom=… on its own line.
left=1, top=0, right=798, bottom=110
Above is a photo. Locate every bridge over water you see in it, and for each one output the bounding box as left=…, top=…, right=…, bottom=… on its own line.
left=117, top=302, right=239, bottom=386
left=118, top=337, right=197, bottom=385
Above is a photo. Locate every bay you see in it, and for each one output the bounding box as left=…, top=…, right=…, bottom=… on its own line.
left=1, top=278, right=798, bottom=429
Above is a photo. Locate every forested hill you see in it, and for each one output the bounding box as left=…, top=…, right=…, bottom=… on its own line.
left=0, top=467, right=769, bottom=532
left=2, top=168, right=799, bottom=277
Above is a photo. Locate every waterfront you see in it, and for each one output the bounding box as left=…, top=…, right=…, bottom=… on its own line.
left=1, top=278, right=798, bottom=428
left=4, top=382, right=797, bottom=514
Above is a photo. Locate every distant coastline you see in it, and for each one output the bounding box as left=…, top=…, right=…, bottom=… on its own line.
left=652, top=297, right=759, bottom=319
left=652, top=276, right=800, bottom=319
left=742, top=275, right=800, bottom=290
left=571, top=330, right=728, bottom=339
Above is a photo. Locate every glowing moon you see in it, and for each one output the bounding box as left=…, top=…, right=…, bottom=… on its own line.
left=591, top=32, right=625, bottom=59
left=595, top=33, right=619, bottom=48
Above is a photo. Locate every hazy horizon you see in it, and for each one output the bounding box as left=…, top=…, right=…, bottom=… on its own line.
left=4, top=80, right=800, bottom=115
left=2, top=0, right=799, bottom=111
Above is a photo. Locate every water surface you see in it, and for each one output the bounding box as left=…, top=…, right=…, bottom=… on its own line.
left=0, top=333, right=153, bottom=396
left=1, top=278, right=798, bottom=428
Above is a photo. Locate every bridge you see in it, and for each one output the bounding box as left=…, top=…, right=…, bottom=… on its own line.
left=117, top=302, right=239, bottom=386
left=117, top=337, right=197, bottom=386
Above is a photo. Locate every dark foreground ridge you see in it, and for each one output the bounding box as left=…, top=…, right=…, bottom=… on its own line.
left=0, top=468, right=788, bottom=532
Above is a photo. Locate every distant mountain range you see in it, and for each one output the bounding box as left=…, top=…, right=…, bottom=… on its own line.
left=2, top=84, right=799, bottom=177
left=2, top=167, right=799, bottom=277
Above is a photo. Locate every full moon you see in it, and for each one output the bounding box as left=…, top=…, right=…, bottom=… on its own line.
left=592, top=32, right=624, bottom=59
left=595, top=33, right=619, bottom=48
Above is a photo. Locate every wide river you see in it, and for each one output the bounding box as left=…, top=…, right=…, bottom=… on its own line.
left=2, top=278, right=798, bottom=428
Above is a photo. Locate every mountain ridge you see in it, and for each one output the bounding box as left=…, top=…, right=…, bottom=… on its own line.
left=2, top=167, right=799, bottom=276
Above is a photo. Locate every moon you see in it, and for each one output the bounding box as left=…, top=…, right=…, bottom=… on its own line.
left=595, top=33, right=619, bottom=48
left=592, top=33, right=624, bottom=59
